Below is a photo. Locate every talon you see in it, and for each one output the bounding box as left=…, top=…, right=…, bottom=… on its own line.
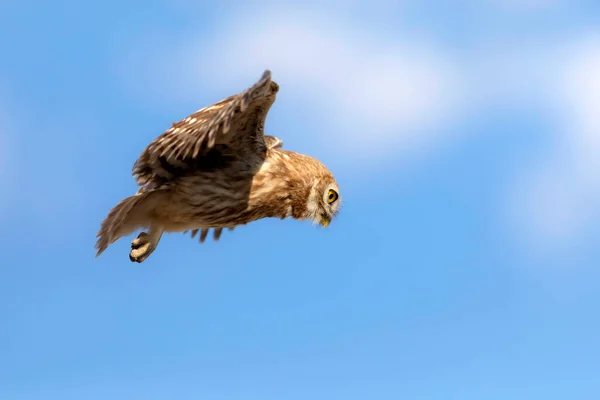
left=129, top=232, right=153, bottom=263
left=131, top=232, right=149, bottom=250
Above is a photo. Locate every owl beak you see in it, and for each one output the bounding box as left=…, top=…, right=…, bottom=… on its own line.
left=320, top=215, right=331, bottom=228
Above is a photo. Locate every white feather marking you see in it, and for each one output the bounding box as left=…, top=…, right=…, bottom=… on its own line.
left=195, top=104, right=219, bottom=114
left=306, top=178, right=320, bottom=222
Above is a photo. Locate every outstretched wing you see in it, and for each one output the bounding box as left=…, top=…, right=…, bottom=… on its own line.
left=132, top=70, right=279, bottom=187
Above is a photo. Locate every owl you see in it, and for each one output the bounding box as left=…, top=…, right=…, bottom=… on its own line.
left=95, top=70, right=341, bottom=263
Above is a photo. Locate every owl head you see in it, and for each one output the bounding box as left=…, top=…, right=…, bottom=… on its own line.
left=307, top=175, right=341, bottom=228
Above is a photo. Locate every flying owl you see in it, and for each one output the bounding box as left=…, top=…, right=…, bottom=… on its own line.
left=95, top=70, right=341, bottom=263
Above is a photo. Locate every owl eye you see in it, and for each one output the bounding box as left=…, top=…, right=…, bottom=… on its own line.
left=327, top=189, right=338, bottom=204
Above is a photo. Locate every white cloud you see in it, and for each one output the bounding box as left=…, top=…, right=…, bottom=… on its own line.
left=118, top=8, right=467, bottom=164
left=118, top=4, right=600, bottom=250
left=506, top=34, right=600, bottom=250
left=560, top=36, right=600, bottom=152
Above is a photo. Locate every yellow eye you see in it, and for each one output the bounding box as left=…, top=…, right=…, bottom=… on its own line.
left=327, top=189, right=338, bottom=204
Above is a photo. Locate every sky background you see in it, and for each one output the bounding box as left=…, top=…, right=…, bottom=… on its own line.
left=1, top=0, right=600, bottom=399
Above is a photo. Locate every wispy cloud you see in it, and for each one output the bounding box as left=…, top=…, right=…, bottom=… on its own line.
left=118, top=8, right=467, bottom=165
left=118, top=4, right=600, bottom=250
left=507, top=34, right=600, bottom=249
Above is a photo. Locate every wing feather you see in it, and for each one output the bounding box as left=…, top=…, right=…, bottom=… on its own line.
left=132, top=70, right=279, bottom=186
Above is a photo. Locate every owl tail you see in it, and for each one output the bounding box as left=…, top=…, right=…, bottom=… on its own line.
left=94, top=189, right=166, bottom=257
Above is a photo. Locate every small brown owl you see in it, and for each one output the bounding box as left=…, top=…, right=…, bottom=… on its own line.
left=95, top=70, right=341, bottom=263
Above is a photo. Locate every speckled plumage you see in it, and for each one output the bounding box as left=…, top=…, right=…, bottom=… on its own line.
left=95, top=70, right=341, bottom=263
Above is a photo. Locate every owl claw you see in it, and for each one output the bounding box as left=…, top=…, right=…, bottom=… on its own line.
left=129, top=232, right=154, bottom=263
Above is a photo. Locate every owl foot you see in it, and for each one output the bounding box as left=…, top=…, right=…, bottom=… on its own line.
left=129, top=232, right=155, bottom=263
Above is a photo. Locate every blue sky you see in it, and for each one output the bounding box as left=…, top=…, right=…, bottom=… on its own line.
left=1, top=1, right=600, bottom=399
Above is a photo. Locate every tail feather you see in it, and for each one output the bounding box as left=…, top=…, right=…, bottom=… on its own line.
left=95, top=190, right=164, bottom=257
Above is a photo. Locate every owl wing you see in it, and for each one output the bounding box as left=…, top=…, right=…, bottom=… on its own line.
left=180, top=134, right=283, bottom=245
left=132, top=70, right=279, bottom=187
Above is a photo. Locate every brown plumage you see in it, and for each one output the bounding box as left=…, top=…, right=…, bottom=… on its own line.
left=95, top=70, right=341, bottom=263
